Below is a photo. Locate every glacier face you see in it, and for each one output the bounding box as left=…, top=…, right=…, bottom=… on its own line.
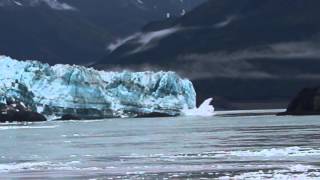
left=0, top=56, right=196, bottom=119
left=0, top=80, right=36, bottom=111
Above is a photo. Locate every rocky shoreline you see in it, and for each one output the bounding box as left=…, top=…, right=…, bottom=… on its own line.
left=0, top=102, right=46, bottom=122
left=278, top=87, right=320, bottom=116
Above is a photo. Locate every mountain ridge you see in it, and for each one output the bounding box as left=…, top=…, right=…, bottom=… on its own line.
left=0, top=0, right=205, bottom=64
left=95, top=0, right=320, bottom=109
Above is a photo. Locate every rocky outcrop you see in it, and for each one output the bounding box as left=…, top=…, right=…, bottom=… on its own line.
left=0, top=104, right=46, bottom=122
left=0, top=81, right=46, bottom=122
left=278, top=87, right=320, bottom=115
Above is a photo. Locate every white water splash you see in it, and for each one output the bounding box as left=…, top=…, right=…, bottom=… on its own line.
left=183, top=98, right=215, bottom=117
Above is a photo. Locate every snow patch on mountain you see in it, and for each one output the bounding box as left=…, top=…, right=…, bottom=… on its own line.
left=33, top=0, right=75, bottom=10
left=214, top=16, right=237, bottom=28
left=107, top=27, right=180, bottom=54
left=0, top=0, right=75, bottom=10
left=107, top=33, right=140, bottom=52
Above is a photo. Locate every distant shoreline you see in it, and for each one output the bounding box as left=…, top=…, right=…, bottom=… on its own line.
left=215, top=109, right=285, bottom=117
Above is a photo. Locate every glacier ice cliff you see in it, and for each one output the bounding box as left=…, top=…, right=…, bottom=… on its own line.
left=0, top=55, right=196, bottom=119
left=0, top=80, right=47, bottom=122
left=0, top=80, right=36, bottom=111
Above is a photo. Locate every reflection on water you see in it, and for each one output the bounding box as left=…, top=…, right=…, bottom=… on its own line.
left=0, top=115, right=320, bottom=179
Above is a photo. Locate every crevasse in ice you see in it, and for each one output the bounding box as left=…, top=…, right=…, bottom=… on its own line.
left=0, top=55, right=196, bottom=118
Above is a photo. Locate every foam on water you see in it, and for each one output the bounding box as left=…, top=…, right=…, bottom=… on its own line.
left=121, top=147, right=320, bottom=161
left=0, top=162, right=51, bottom=172
left=228, top=146, right=320, bottom=157
left=222, top=164, right=320, bottom=180
left=0, top=161, right=103, bottom=173
left=0, top=125, right=58, bottom=130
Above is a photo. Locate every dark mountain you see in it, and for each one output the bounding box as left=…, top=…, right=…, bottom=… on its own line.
left=0, top=0, right=205, bottom=64
left=63, top=0, right=206, bottom=36
left=0, top=6, right=110, bottom=64
left=95, top=0, right=320, bottom=109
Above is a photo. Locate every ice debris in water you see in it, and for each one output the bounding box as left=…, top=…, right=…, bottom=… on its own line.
left=0, top=55, right=196, bottom=119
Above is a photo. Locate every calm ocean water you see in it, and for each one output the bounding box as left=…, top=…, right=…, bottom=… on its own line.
left=0, top=114, right=320, bottom=179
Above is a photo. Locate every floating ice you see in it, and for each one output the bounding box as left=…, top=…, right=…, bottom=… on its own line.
left=0, top=55, right=196, bottom=119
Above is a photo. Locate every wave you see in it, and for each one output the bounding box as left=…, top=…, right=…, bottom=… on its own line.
left=0, top=162, right=51, bottom=172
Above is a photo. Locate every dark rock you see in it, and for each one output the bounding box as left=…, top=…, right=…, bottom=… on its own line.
left=278, top=87, right=320, bottom=115
left=57, top=114, right=82, bottom=121
left=136, top=112, right=178, bottom=118
left=0, top=81, right=46, bottom=122
left=0, top=108, right=46, bottom=122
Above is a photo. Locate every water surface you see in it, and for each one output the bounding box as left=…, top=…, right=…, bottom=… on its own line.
left=0, top=115, right=320, bottom=179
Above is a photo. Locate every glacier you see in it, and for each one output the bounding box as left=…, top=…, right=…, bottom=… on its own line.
left=0, top=55, right=196, bottom=119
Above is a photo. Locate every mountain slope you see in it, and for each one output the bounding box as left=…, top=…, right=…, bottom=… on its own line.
left=0, top=0, right=205, bottom=64
left=63, top=0, right=206, bottom=36
left=98, top=0, right=320, bottom=67
left=0, top=6, right=110, bottom=64
left=95, top=0, right=320, bottom=109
